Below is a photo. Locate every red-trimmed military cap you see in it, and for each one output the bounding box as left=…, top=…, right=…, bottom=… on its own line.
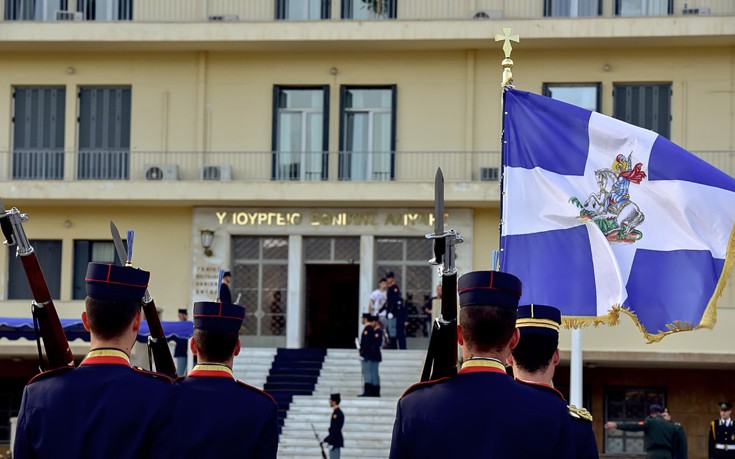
left=85, top=262, right=149, bottom=301
left=458, top=270, right=522, bottom=309
left=193, top=301, right=246, bottom=333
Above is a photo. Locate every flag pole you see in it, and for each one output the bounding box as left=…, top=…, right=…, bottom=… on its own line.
left=494, top=28, right=518, bottom=259
left=494, top=29, right=584, bottom=406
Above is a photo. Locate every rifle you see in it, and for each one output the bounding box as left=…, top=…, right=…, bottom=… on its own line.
left=420, top=168, right=463, bottom=381
left=110, top=221, right=177, bottom=378
left=311, top=423, right=328, bottom=459
left=0, top=203, right=74, bottom=371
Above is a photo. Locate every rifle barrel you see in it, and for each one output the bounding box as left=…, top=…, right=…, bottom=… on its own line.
left=142, top=299, right=177, bottom=378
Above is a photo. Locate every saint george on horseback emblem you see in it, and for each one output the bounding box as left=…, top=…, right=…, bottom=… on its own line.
left=570, top=152, right=647, bottom=243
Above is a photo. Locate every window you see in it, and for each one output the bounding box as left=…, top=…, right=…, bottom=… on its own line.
left=77, top=0, right=133, bottom=21
left=4, top=0, right=67, bottom=20
left=73, top=240, right=124, bottom=299
left=77, top=87, right=132, bottom=180
left=543, top=83, right=601, bottom=112
left=615, top=0, right=672, bottom=16
left=544, top=0, right=601, bottom=17
left=232, top=237, right=288, bottom=336
left=341, top=0, right=396, bottom=19
left=339, top=86, right=396, bottom=181
left=376, top=237, right=432, bottom=338
left=275, top=0, right=330, bottom=19
left=605, top=386, right=666, bottom=453
left=12, top=87, right=66, bottom=179
left=7, top=240, right=62, bottom=300
left=613, top=83, right=671, bottom=138
left=272, top=86, right=329, bottom=180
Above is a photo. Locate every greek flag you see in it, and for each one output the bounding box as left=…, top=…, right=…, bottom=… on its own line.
left=500, top=89, right=735, bottom=341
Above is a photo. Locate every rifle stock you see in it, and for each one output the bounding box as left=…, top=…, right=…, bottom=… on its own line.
left=142, top=297, right=177, bottom=378
left=1, top=205, right=74, bottom=371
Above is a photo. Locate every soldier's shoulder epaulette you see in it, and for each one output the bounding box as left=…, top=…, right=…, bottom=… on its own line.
left=401, top=377, right=451, bottom=398
left=131, top=366, right=176, bottom=384
left=28, top=366, right=74, bottom=385
left=568, top=405, right=593, bottom=422
left=235, top=379, right=277, bottom=404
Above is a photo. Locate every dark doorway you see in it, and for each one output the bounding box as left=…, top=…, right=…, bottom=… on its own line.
left=305, top=264, right=359, bottom=348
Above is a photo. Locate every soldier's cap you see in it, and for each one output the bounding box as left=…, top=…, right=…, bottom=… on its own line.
left=85, top=262, right=149, bottom=301
left=458, top=270, right=522, bottom=309
left=330, top=393, right=341, bottom=404
left=516, top=304, right=561, bottom=337
left=193, top=301, right=245, bottom=333
left=362, top=312, right=374, bottom=321
left=649, top=404, right=664, bottom=414
left=385, top=271, right=395, bottom=278
left=178, top=308, right=188, bottom=315
left=720, top=401, right=733, bottom=410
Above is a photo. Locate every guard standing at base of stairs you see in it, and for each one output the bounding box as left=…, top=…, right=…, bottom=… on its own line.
left=323, top=393, right=344, bottom=459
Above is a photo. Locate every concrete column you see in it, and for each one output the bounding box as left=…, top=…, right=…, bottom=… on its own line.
left=286, top=235, right=303, bottom=348
left=359, top=235, right=375, bottom=336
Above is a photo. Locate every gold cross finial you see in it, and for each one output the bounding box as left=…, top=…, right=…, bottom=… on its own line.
left=495, top=28, right=519, bottom=59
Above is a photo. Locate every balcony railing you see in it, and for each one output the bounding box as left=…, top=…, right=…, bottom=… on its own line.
left=0, top=0, right=732, bottom=23
left=3, top=150, right=734, bottom=182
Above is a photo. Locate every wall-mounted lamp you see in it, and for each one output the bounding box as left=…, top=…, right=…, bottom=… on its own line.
left=66, top=66, right=76, bottom=75
left=329, top=67, right=338, bottom=76
left=200, top=229, right=215, bottom=257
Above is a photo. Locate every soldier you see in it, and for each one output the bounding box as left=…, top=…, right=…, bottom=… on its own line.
left=662, top=408, right=688, bottom=459
left=389, top=270, right=574, bottom=458
left=174, top=297, right=279, bottom=458
left=14, top=262, right=177, bottom=459
left=359, top=313, right=382, bottom=397
left=507, top=304, right=599, bottom=459
left=322, top=392, right=345, bottom=459
left=710, top=401, right=735, bottom=459
left=605, top=404, right=676, bottom=459
left=385, top=272, right=406, bottom=349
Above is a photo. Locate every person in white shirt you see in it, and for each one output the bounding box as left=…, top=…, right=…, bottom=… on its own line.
left=368, top=278, right=388, bottom=345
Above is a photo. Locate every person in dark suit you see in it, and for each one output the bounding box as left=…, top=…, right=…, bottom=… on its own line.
left=507, top=304, right=599, bottom=459
left=662, top=408, right=688, bottom=459
left=385, top=272, right=406, bottom=349
left=174, top=292, right=279, bottom=458
left=14, top=262, right=177, bottom=459
left=605, top=404, right=677, bottom=459
left=710, top=401, right=735, bottom=459
left=219, top=270, right=233, bottom=303
left=323, top=393, right=345, bottom=459
left=389, top=270, right=574, bottom=458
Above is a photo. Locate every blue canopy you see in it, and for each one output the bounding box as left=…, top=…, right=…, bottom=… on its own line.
left=0, top=318, right=193, bottom=343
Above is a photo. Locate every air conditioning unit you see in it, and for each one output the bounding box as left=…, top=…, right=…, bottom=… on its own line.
left=471, top=10, right=502, bottom=19
left=682, top=7, right=710, bottom=15
left=144, top=164, right=178, bottom=181
left=201, top=165, right=232, bottom=181
left=208, top=14, right=239, bottom=21
left=480, top=167, right=499, bottom=181
left=56, top=10, right=83, bottom=20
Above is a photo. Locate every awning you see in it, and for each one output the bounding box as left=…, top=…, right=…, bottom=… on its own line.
left=0, top=317, right=193, bottom=343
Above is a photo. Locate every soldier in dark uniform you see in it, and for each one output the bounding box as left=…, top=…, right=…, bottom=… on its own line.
left=507, top=304, right=599, bottom=459
left=219, top=270, right=233, bottom=303
left=662, top=408, right=688, bottom=459
left=385, top=272, right=406, bottom=349
left=359, top=313, right=383, bottom=397
left=389, top=270, right=574, bottom=458
left=710, top=401, right=735, bottom=459
left=14, top=262, right=177, bottom=459
left=605, top=404, right=677, bottom=459
left=174, top=297, right=279, bottom=458
left=323, top=393, right=345, bottom=459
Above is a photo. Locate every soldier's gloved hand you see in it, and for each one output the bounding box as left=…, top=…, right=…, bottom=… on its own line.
left=388, top=313, right=394, bottom=319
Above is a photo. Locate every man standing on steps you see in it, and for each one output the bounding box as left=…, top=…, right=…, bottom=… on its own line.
left=385, top=272, right=406, bottom=349
left=359, top=313, right=382, bottom=397
left=323, top=393, right=344, bottom=459
left=174, top=293, right=279, bottom=458
left=219, top=270, right=232, bottom=303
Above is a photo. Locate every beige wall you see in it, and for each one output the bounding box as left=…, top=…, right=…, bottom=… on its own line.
left=0, top=206, right=192, bottom=321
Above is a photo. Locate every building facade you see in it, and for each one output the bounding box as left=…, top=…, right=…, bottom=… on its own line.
left=0, top=0, right=734, bottom=456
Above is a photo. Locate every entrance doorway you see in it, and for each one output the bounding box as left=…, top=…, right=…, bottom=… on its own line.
left=305, top=264, right=360, bottom=348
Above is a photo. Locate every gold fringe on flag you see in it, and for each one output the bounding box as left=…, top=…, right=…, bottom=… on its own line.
left=560, top=224, right=735, bottom=343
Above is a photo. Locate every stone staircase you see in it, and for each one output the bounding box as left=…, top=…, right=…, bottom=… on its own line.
left=278, top=349, right=426, bottom=459
left=232, top=347, right=277, bottom=390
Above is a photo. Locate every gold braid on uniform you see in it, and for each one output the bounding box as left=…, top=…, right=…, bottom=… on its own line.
left=568, top=405, right=593, bottom=422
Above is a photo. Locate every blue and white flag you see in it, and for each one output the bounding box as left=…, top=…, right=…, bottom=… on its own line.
left=500, top=89, right=735, bottom=341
